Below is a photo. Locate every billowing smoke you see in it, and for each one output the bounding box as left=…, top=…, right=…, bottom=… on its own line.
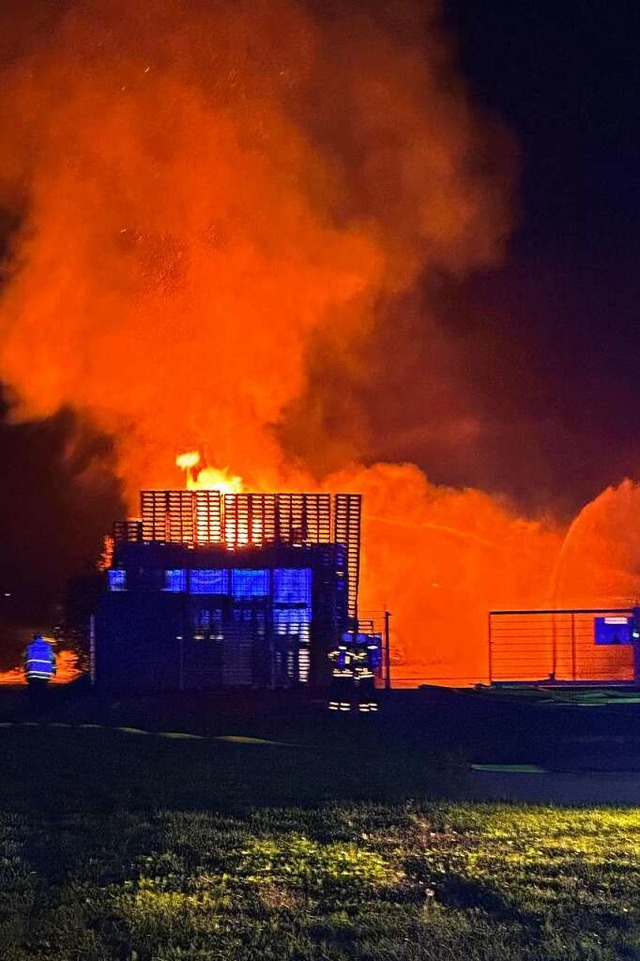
left=0, top=0, right=512, bottom=483
left=0, top=0, right=636, bottom=681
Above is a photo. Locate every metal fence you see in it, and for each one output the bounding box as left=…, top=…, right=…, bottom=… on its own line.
left=357, top=610, right=391, bottom=690
left=489, top=608, right=638, bottom=684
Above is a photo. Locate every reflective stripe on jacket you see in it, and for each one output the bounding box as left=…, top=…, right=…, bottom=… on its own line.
left=24, top=641, right=55, bottom=680
left=329, top=646, right=356, bottom=677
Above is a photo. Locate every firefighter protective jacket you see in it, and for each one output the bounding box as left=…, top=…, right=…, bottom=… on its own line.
left=328, top=645, right=356, bottom=677
left=24, top=638, right=56, bottom=681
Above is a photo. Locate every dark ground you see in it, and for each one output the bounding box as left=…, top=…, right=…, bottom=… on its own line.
left=5, top=682, right=640, bottom=768
left=3, top=683, right=640, bottom=805
left=0, top=683, right=639, bottom=959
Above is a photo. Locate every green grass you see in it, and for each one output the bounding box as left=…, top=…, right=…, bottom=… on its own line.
left=470, top=764, right=546, bottom=774
left=0, top=727, right=639, bottom=959
left=474, top=686, right=640, bottom=708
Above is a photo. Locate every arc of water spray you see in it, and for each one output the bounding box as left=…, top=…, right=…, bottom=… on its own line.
left=367, top=514, right=496, bottom=549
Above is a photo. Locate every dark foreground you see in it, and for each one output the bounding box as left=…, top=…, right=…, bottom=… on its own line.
left=0, top=686, right=639, bottom=958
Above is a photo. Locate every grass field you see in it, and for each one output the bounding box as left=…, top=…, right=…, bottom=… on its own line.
left=0, top=723, right=639, bottom=960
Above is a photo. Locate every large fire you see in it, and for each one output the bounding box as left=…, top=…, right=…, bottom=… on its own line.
left=177, top=451, right=243, bottom=494
left=0, top=0, right=637, bottom=684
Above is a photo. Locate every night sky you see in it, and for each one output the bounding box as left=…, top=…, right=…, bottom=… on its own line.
left=369, top=0, right=640, bottom=514
left=0, top=0, right=639, bottom=635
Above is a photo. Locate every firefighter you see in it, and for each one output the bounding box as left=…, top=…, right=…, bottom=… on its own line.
left=328, top=637, right=356, bottom=712
left=23, top=634, right=56, bottom=707
left=353, top=634, right=381, bottom=713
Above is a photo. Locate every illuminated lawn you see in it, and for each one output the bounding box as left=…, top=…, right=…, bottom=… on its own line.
left=0, top=728, right=639, bottom=960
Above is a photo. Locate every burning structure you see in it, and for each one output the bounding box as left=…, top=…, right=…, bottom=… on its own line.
left=3, top=0, right=640, bottom=690
left=95, top=489, right=362, bottom=691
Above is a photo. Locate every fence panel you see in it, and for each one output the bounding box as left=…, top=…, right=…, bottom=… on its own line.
left=489, top=608, right=636, bottom=683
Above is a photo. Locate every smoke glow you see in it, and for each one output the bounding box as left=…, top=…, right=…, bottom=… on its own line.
left=0, top=0, right=637, bottom=682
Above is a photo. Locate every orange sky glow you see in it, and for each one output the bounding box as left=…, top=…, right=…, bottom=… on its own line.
left=0, top=0, right=638, bottom=684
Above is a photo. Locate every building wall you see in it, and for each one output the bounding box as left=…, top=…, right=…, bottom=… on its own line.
left=96, top=592, right=182, bottom=690
left=96, top=546, right=344, bottom=690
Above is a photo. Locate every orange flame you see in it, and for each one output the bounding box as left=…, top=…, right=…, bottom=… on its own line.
left=176, top=451, right=244, bottom=494
left=0, top=649, right=81, bottom=686
left=0, top=1, right=636, bottom=685
left=176, top=451, right=201, bottom=471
